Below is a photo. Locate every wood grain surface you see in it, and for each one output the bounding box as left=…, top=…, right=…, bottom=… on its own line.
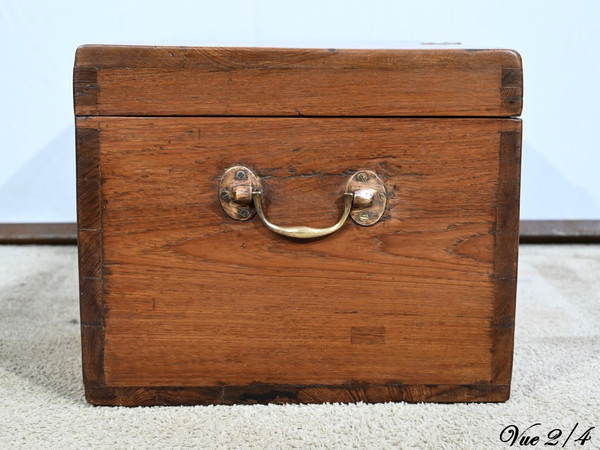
left=520, top=220, right=600, bottom=243
left=73, top=46, right=522, bottom=117
left=0, top=223, right=76, bottom=244
left=76, top=116, right=521, bottom=404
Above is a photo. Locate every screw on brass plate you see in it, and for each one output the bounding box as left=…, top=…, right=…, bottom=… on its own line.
left=235, top=170, right=247, bottom=181
left=359, top=211, right=370, bottom=222
left=378, top=192, right=386, bottom=201
left=219, top=166, right=260, bottom=221
left=357, top=172, right=369, bottom=182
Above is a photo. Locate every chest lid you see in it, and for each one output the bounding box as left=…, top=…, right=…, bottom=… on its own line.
left=74, top=46, right=522, bottom=117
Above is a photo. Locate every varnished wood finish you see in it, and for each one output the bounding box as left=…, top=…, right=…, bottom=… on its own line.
left=75, top=113, right=521, bottom=404
left=520, top=220, right=600, bottom=243
left=85, top=383, right=509, bottom=406
left=0, top=223, right=77, bottom=244
left=76, top=124, right=105, bottom=394
left=73, top=46, right=522, bottom=117
left=491, top=129, right=521, bottom=387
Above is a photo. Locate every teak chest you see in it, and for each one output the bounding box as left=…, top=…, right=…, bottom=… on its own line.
left=74, top=45, right=522, bottom=405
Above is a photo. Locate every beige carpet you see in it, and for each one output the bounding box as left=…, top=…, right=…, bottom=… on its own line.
left=1, top=245, right=599, bottom=449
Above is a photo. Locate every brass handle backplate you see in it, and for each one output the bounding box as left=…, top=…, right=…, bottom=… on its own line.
left=218, top=166, right=386, bottom=238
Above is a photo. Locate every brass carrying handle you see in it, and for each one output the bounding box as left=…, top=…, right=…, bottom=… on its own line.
left=252, top=191, right=354, bottom=239
left=218, top=166, right=387, bottom=239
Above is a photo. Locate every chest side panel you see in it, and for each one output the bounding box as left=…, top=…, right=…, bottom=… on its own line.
left=76, top=117, right=520, bottom=398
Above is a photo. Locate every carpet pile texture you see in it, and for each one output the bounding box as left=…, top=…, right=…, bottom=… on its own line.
left=1, top=245, right=599, bottom=448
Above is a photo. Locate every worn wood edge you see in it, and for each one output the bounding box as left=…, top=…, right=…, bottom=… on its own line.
left=520, top=220, right=600, bottom=243
left=501, top=63, right=523, bottom=116
left=74, top=45, right=522, bottom=70
left=490, top=124, right=521, bottom=388
left=75, top=122, right=106, bottom=389
left=2, top=221, right=598, bottom=244
left=84, top=383, right=510, bottom=406
left=0, top=223, right=77, bottom=244
left=73, top=66, right=98, bottom=115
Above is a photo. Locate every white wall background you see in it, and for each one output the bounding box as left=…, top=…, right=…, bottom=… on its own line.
left=1, top=0, right=599, bottom=222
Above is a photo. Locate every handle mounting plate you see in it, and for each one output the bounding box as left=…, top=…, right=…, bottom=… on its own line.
left=218, top=166, right=387, bottom=231
left=218, top=165, right=261, bottom=221
left=346, top=170, right=387, bottom=226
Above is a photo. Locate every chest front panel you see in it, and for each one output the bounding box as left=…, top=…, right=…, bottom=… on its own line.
left=75, top=46, right=522, bottom=405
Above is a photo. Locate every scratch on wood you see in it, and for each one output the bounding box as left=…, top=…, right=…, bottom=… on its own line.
left=351, top=327, right=386, bottom=344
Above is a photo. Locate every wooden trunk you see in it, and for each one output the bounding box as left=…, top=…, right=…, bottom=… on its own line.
left=74, top=46, right=522, bottom=405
